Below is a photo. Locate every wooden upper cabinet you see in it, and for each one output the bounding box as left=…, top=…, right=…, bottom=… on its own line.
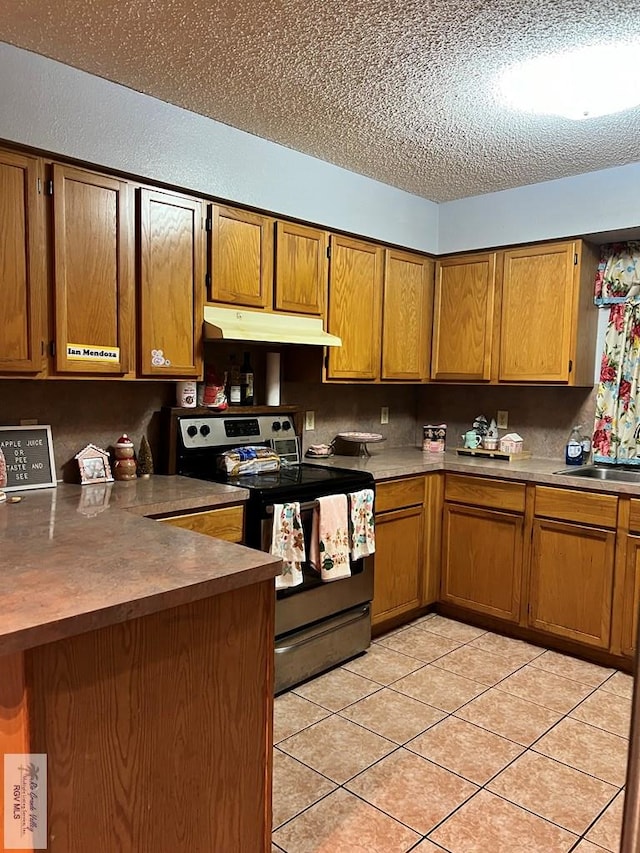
left=382, top=249, right=434, bottom=380
left=431, top=252, right=496, bottom=381
left=138, top=189, right=204, bottom=377
left=0, top=149, right=45, bottom=373
left=326, top=235, right=384, bottom=380
left=499, top=241, right=594, bottom=383
left=210, top=205, right=274, bottom=309
left=274, top=221, right=327, bottom=315
left=52, top=164, right=133, bottom=374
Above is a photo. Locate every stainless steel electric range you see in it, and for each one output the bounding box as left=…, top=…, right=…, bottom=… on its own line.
left=170, top=410, right=375, bottom=693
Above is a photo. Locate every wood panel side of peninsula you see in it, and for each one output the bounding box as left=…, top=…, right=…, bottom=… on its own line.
left=1, top=580, right=274, bottom=852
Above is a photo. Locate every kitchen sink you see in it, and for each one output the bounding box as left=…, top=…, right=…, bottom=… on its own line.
left=554, top=465, right=640, bottom=483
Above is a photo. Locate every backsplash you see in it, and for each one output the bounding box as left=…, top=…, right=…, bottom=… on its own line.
left=0, top=380, right=175, bottom=481
left=418, top=385, right=598, bottom=460
left=0, top=378, right=598, bottom=481
left=282, top=382, right=419, bottom=450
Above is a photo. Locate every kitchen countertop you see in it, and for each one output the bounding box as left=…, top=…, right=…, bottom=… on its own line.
left=0, top=476, right=280, bottom=656
left=306, top=448, right=640, bottom=496
left=4, top=452, right=635, bottom=657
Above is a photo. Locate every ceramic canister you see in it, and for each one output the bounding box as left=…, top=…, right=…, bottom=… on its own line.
left=176, top=380, right=197, bottom=408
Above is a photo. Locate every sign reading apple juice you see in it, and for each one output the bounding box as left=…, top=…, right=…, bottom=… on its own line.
left=0, top=426, right=57, bottom=491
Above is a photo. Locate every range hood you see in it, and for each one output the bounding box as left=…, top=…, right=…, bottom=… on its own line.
left=203, top=306, right=342, bottom=346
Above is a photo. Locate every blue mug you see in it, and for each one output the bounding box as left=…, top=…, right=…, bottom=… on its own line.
left=462, top=430, right=482, bottom=449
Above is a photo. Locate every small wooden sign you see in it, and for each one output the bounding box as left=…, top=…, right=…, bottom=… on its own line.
left=0, top=425, right=57, bottom=491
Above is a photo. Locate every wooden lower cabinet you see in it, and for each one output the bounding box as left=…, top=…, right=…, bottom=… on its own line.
left=159, top=505, right=244, bottom=543
left=528, top=518, right=615, bottom=649
left=441, top=502, right=523, bottom=622
left=620, top=534, right=640, bottom=656
left=372, top=504, right=423, bottom=625
left=372, top=476, right=428, bottom=626
left=618, top=498, right=640, bottom=657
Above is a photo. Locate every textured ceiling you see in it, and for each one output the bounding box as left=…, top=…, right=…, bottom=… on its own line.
left=1, top=0, right=640, bottom=202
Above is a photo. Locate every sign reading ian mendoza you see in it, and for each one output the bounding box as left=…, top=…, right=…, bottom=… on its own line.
left=0, top=425, right=57, bottom=492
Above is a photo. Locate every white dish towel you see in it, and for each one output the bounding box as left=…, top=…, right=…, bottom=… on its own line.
left=271, top=502, right=305, bottom=589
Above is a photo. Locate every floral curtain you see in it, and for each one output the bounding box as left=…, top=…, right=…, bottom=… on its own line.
left=593, top=242, right=640, bottom=464
left=593, top=300, right=640, bottom=463
left=594, top=242, right=640, bottom=304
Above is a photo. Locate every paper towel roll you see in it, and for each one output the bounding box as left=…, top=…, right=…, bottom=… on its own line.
left=266, top=352, right=281, bottom=406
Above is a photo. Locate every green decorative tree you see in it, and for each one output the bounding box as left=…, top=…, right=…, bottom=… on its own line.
left=137, top=435, right=154, bottom=478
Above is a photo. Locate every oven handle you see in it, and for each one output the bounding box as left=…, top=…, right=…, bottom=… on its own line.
left=265, top=499, right=318, bottom=516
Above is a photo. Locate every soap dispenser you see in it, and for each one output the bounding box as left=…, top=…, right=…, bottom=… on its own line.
left=565, top=426, right=584, bottom=466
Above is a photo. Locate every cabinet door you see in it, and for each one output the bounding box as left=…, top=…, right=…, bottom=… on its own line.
left=372, top=505, right=423, bottom=626
left=382, top=249, right=434, bottom=380
left=0, top=149, right=45, bottom=373
left=52, top=164, right=133, bottom=374
left=139, top=189, right=204, bottom=377
left=431, top=253, right=496, bottom=381
left=529, top=518, right=615, bottom=648
left=326, top=235, right=383, bottom=380
left=441, top=503, right=523, bottom=622
left=500, top=242, right=576, bottom=382
left=274, top=221, right=327, bottom=315
left=619, top=534, right=640, bottom=657
left=211, top=205, right=273, bottom=309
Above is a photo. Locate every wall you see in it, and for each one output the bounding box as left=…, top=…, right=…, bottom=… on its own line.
left=438, top=163, right=640, bottom=254
left=0, top=42, right=439, bottom=254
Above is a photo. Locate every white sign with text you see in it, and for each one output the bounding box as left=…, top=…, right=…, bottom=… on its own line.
left=4, top=754, right=47, bottom=849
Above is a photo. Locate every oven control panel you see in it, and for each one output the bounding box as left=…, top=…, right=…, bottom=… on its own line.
left=178, top=414, right=296, bottom=450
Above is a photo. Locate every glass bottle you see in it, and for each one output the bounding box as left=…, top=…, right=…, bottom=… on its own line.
left=240, top=351, right=254, bottom=406
left=565, top=425, right=584, bottom=466
left=227, top=354, right=241, bottom=406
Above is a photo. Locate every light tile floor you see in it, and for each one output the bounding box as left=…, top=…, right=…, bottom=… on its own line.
left=272, top=614, right=633, bottom=853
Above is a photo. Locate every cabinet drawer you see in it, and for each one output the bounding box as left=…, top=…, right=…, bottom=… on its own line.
left=376, top=476, right=425, bottom=513
left=535, top=486, right=617, bottom=529
left=444, top=474, right=525, bottom=513
left=160, top=506, right=244, bottom=543
left=629, top=499, right=640, bottom=534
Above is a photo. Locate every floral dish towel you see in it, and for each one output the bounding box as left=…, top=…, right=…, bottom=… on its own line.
left=309, top=494, right=351, bottom=582
left=271, top=502, right=305, bottom=589
left=349, top=488, right=375, bottom=560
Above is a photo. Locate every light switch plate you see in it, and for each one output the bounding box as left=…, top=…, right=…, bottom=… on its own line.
left=305, top=411, right=315, bottom=431
left=497, top=410, right=509, bottom=429
left=380, top=407, right=389, bottom=424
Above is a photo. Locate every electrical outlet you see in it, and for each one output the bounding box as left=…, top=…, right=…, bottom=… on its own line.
left=497, top=410, right=509, bottom=429
left=305, top=410, right=315, bottom=431
left=380, top=406, right=389, bottom=425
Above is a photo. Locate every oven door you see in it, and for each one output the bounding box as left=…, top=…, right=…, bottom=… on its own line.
left=262, top=501, right=374, bottom=638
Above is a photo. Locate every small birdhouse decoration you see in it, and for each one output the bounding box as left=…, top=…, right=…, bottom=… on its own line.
left=499, top=433, right=524, bottom=454
left=76, top=444, right=114, bottom=485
